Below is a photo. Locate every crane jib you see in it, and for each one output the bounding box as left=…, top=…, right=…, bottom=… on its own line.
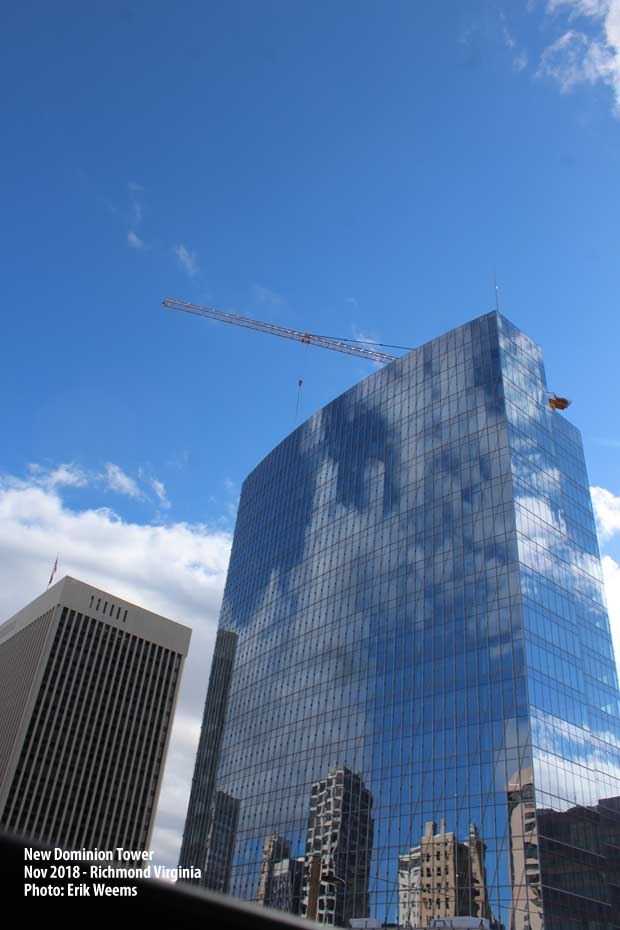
left=162, top=298, right=397, bottom=365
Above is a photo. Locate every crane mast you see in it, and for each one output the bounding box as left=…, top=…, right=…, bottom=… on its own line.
left=162, top=298, right=397, bottom=365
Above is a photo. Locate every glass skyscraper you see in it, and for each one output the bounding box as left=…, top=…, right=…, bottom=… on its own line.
left=180, top=311, right=620, bottom=929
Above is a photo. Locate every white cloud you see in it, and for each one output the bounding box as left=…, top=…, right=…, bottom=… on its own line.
left=591, top=485, right=620, bottom=541
left=601, top=554, right=620, bottom=675
left=252, top=283, right=285, bottom=308
left=513, top=49, right=529, bottom=72
left=352, top=326, right=379, bottom=346
left=547, top=0, right=613, bottom=19
left=538, top=0, right=620, bottom=111
left=24, top=461, right=173, bottom=510
left=351, top=326, right=384, bottom=370
left=538, top=29, right=616, bottom=89
left=127, top=230, right=144, bottom=250
left=128, top=180, right=144, bottom=227
left=26, top=463, right=88, bottom=490
left=0, top=472, right=231, bottom=870
left=592, top=484, right=620, bottom=679
left=106, top=182, right=146, bottom=249
left=150, top=477, right=170, bottom=509
left=174, top=243, right=199, bottom=278
left=103, top=462, right=142, bottom=499
left=503, top=24, right=517, bottom=50
left=22, top=461, right=173, bottom=511
left=499, top=8, right=530, bottom=72
left=223, top=477, right=239, bottom=523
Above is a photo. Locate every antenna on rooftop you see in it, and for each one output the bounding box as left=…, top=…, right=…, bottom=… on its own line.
left=494, top=271, right=500, bottom=313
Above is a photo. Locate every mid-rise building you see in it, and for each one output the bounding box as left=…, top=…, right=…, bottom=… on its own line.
left=0, top=576, right=190, bottom=852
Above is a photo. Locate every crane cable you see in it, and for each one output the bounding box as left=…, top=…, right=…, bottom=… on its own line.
left=320, top=336, right=414, bottom=351
left=295, top=379, right=303, bottom=422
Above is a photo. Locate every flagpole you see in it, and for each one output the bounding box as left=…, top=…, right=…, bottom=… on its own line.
left=47, top=554, right=59, bottom=589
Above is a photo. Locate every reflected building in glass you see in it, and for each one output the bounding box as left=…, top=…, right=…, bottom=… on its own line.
left=202, top=788, right=240, bottom=893
left=398, top=819, right=493, bottom=927
left=180, top=312, right=620, bottom=929
left=257, top=833, right=304, bottom=912
left=301, top=767, right=373, bottom=924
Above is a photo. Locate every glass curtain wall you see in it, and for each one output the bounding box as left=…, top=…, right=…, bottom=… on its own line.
left=181, top=312, right=620, bottom=930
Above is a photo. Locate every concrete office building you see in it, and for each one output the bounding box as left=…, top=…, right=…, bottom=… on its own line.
left=181, top=312, right=620, bottom=928
left=0, top=576, right=191, bottom=853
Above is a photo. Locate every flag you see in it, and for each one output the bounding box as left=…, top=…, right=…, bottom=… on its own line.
left=48, top=556, right=58, bottom=588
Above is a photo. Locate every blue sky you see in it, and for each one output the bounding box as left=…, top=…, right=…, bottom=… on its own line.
left=1, top=1, right=619, bottom=866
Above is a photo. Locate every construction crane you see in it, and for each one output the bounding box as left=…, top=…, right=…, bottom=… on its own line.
left=162, top=298, right=398, bottom=365
left=163, top=297, right=572, bottom=410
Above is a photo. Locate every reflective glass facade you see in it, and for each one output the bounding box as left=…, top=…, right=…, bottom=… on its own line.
left=181, top=312, right=620, bottom=929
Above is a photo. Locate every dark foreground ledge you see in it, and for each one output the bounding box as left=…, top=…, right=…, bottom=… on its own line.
left=0, top=830, right=318, bottom=928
